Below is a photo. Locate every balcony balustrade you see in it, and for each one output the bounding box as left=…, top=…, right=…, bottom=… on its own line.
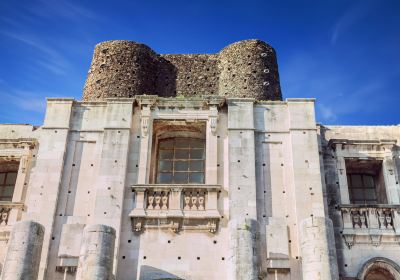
left=339, top=204, right=400, bottom=248
left=129, top=184, right=221, bottom=233
left=0, top=201, right=24, bottom=240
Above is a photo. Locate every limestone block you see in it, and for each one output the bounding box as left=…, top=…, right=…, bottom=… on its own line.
left=266, top=218, right=289, bottom=260
left=1, top=220, right=44, bottom=280
left=76, top=224, right=116, bottom=280
left=58, top=223, right=85, bottom=258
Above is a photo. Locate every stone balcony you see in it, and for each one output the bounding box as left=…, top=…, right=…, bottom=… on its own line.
left=129, top=184, right=221, bottom=233
left=0, top=201, right=24, bottom=240
left=339, top=204, right=400, bottom=248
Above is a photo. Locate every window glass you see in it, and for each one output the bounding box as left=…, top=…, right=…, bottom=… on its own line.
left=175, top=161, right=188, bottom=171
left=157, top=173, right=173, bottom=184
left=3, top=186, right=14, bottom=197
left=158, top=160, right=172, bottom=171
left=0, top=171, right=17, bottom=201
left=174, top=173, right=188, bottom=184
left=190, top=149, right=204, bottom=159
left=175, top=150, right=189, bottom=159
left=190, top=161, right=204, bottom=171
left=348, top=174, right=378, bottom=204
left=159, top=150, right=173, bottom=159
left=156, top=138, right=205, bottom=184
left=189, top=173, right=204, bottom=183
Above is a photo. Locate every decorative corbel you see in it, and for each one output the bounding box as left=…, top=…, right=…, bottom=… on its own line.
left=370, top=234, right=382, bottom=247
left=170, top=219, right=180, bottom=233
left=210, top=116, right=218, bottom=135
left=207, top=219, right=218, bottom=233
left=141, top=116, right=149, bottom=137
left=343, top=233, right=355, bottom=249
left=132, top=218, right=144, bottom=232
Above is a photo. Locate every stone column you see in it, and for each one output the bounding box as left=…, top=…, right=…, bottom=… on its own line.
left=229, top=218, right=259, bottom=280
left=76, top=224, right=116, bottom=280
left=1, top=221, right=44, bottom=280
left=300, top=216, right=339, bottom=280
left=227, top=99, right=259, bottom=280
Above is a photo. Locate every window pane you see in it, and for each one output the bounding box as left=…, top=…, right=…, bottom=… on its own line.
left=189, top=172, right=204, bottom=183
left=365, top=188, right=377, bottom=200
left=174, top=172, right=188, bottom=184
left=190, top=161, right=204, bottom=171
left=3, top=186, right=14, bottom=197
left=350, top=175, right=362, bottom=188
left=175, top=139, right=190, bottom=148
left=363, top=175, right=375, bottom=188
left=5, top=172, right=17, bottom=185
left=159, top=150, right=173, bottom=159
left=157, top=173, right=172, bottom=183
left=159, top=140, right=174, bottom=149
left=190, top=149, right=204, bottom=159
left=175, top=161, right=188, bottom=171
left=0, top=173, right=5, bottom=184
left=175, top=150, right=189, bottom=159
left=158, top=160, right=172, bottom=171
left=190, top=140, right=204, bottom=148
left=350, top=189, right=363, bottom=202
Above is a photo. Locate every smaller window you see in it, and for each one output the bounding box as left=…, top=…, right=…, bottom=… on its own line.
left=156, top=138, right=205, bottom=184
left=348, top=174, right=377, bottom=204
left=346, top=159, right=386, bottom=204
left=0, top=171, right=17, bottom=201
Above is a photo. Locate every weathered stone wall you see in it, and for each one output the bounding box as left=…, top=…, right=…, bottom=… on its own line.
left=83, top=39, right=282, bottom=101
left=161, top=54, right=219, bottom=96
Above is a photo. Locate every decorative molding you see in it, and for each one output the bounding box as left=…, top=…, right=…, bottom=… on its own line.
left=339, top=204, right=400, bottom=248
left=209, top=116, right=218, bottom=135
left=343, top=233, right=355, bottom=249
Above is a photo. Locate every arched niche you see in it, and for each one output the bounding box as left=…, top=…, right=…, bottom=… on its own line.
left=357, top=257, right=400, bottom=280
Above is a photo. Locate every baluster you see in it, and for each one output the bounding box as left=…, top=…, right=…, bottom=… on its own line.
left=155, top=192, right=161, bottom=210
left=198, top=192, right=205, bottom=211
left=148, top=192, right=155, bottom=209
left=161, top=192, right=168, bottom=210
left=377, top=209, right=385, bottom=229
left=183, top=191, right=191, bottom=210
left=0, top=208, right=9, bottom=225
left=191, top=194, right=198, bottom=210
left=360, top=211, right=367, bottom=228
left=352, top=211, right=361, bottom=228
left=385, top=210, right=393, bottom=229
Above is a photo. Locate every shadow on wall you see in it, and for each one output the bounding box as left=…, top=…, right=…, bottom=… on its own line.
left=139, top=265, right=183, bottom=280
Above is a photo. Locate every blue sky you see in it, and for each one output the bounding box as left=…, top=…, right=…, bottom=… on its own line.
left=0, top=0, right=399, bottom=125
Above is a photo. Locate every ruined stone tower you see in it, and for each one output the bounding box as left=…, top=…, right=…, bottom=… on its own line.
left=83, top=39, right=282, bottom=101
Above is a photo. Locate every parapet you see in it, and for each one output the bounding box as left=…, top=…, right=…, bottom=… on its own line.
left=83, top=39, right=282, bottom=101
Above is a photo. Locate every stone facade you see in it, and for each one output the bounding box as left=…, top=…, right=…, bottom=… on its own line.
left=0, top=39, right=399, bottom=280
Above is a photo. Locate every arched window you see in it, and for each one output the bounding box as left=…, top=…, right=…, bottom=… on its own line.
left=358, top=258, right=400, bottom=280
left=150, top=120, right=206, bottom=184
